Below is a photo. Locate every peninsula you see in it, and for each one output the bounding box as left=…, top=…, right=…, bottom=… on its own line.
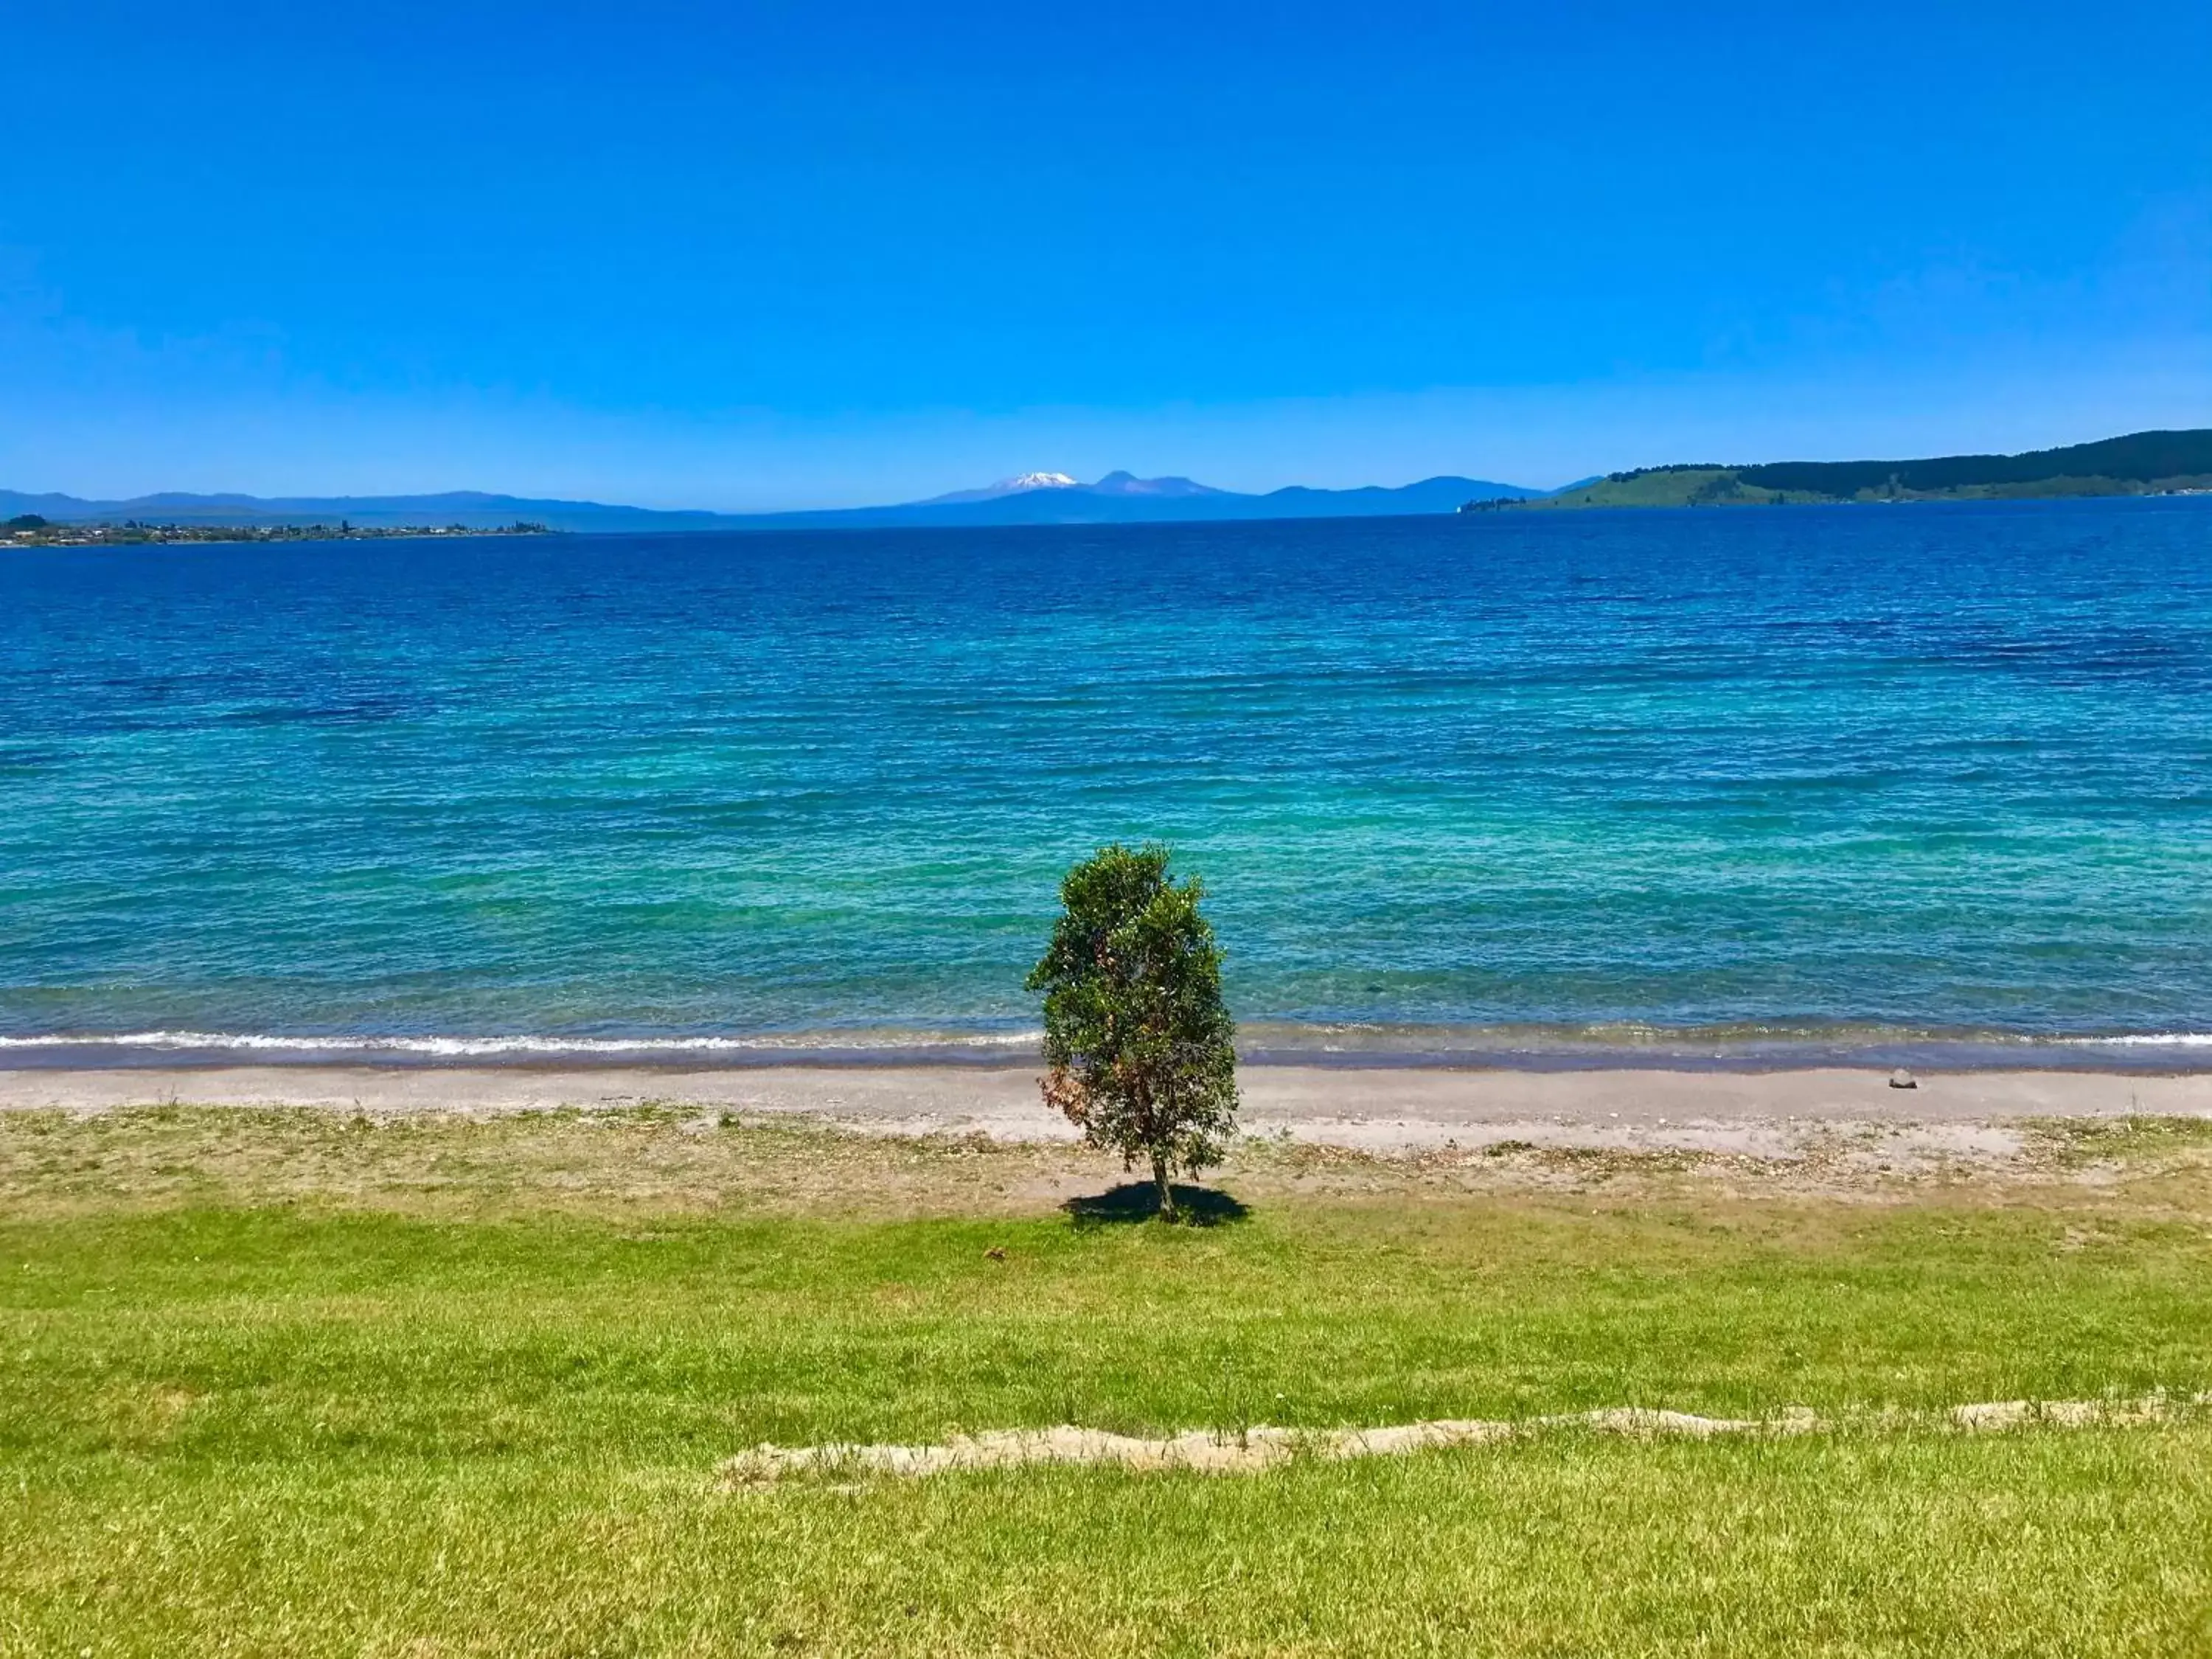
left=1464, top=427, right=2212, bottom=512
left=1, top=515, right=552, bottom=546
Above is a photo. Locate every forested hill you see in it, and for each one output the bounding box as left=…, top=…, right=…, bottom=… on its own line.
left=1494, top=428, right=2212, bottom=510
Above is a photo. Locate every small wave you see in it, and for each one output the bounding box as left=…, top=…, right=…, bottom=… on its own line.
left=0, top=1029, right=1045, bottom=1057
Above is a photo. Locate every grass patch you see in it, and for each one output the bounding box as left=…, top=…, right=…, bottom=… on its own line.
left=11, top=1433, right=2210, bottom=1656
left=1, top=1105, right=2209, bottom=1652
left=2027, top=1111, right=2212, bottom=1167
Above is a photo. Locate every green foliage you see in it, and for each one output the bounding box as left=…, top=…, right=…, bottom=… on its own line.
left=1526, top=467, right=1790, bottom=509
left=1518, top=427, right=2212, bottom=510
left=1740, top=427, right=2212, bottom=495
left=1027, top=844, right=1238, bottom=1216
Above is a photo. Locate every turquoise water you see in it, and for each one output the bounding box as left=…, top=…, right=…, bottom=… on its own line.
left=4, top=498, right=2209, bottom=1067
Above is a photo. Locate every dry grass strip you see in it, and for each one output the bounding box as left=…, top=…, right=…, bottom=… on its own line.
left=720, top=1395, right=2210, bottom=1484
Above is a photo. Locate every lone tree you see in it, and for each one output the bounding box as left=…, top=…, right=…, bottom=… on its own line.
left=1026, top=843, right=1238, bottom=1220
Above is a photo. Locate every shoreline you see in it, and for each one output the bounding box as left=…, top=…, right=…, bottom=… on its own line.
left=4, top=1026, right=2208, bottom=1075
left=6, top=1062, right=2207, bottom=1155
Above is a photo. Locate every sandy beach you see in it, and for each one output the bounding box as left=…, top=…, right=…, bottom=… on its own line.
left=5, top=1062, right=2205, bottom=1158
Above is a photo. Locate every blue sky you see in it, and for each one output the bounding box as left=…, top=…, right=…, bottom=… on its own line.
left=4, top=0, right=2208, bottom=507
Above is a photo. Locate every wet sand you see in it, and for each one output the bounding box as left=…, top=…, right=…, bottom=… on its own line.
left=2, top=1064, right=2205, bottom=1155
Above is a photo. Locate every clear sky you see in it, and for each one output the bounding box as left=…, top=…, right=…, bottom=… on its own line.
left=4, top=0, right=2208, bottom=508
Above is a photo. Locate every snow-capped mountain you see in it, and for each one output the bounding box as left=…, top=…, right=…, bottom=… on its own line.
left=917, top=471, right=1083, bottom=506
left=915, top=470, right=1242, bottom=507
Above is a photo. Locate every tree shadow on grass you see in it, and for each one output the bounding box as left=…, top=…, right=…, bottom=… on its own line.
left=1061, top=1183, right=1251, bottom=1228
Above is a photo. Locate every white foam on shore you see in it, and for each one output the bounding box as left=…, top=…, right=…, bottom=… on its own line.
left=5, top=1025, right=2210, bottom=1064
left=0, top=1029, right=1043, bottom=1057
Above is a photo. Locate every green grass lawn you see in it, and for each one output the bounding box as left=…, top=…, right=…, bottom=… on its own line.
left=3, top=1106, right=2210, bottom=1655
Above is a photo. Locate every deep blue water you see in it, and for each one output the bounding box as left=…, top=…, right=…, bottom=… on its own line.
left=4, top=498, right=2210, bottom=1067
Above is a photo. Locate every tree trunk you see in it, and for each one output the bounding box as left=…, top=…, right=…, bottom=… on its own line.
left=1152, top=1151, right=1175, bottom=1221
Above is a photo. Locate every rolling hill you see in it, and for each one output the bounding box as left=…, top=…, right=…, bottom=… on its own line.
left=1497, top=429, right=2212, bottom=511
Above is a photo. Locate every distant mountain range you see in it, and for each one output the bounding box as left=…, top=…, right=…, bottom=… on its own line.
left=1498, top=428, right=2212, bottom=511
left=1, top=471, right=1549, bottom=535
left=18, top=430, right=2207, bottom=534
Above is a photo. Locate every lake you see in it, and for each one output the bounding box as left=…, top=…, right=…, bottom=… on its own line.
left=4, top=497, right=2208, bottom=1068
